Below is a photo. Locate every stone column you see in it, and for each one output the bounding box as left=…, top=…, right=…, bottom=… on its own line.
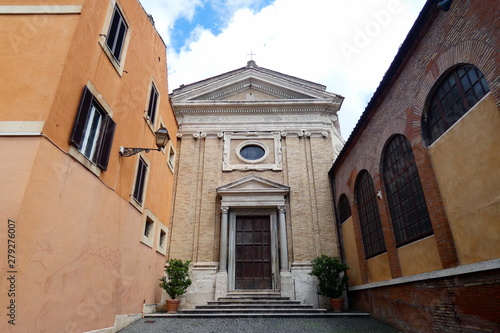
left=278, top=205, right=289, bottom=270
left=219, top=206, right=229, bottom=271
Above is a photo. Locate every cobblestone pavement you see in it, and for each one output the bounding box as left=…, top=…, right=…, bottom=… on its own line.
left=119, top=317, right=402, bottom=333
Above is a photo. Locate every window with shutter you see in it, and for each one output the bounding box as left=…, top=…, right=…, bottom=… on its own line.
left=70, top=86, right=115, bottom=171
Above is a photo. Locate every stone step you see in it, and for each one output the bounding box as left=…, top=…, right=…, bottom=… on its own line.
left=216, top=296, right=292, bottom=302
left=145, top=312, right=372, bottom=318
left=181, top=308, right=327, bottom=314
left=197, top=304, right=314, bottom=309
left=207, top=299, right=302, bottom=305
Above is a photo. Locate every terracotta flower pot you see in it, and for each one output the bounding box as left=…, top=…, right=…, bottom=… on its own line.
left=166, top=299, right=180, bottom=313
left=330, top=298, right=344, bottom=312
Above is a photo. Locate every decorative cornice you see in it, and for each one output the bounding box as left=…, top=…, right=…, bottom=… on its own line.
left=200, top=132, right=223, bottom=139
left=175, top=107, right=335, bottom=115
left=171, top=68, right=343, bottom=103
left=0, top=5, right=82, bottom=14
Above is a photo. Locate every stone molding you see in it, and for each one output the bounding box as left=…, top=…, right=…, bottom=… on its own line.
left=223, top=132, right=282, bottom=171
left=170, top=66, right=343, bottom=104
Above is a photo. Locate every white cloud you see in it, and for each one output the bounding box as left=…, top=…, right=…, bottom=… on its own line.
left=140, top=0, right=426, bottom=138
left=140, top=0, right=203, bottom=45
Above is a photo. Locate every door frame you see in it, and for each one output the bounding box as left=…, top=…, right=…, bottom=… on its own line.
left=228, top=208, right=279, bottom=291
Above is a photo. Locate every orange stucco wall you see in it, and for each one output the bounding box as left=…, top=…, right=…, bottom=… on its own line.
left=397, top=236, right=442, bottom=277
left=341, top=218, right=363, bottom=286
left=429, top=93, right=500, bottom=265
left=367, top=253, right=391, bottom=283
left=0, top=13, right=79, bottom=121
left=0, top=1, right=177, bottom=332
left=1, top=140, right=167, bottom=332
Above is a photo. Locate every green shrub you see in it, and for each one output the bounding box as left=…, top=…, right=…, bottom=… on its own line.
left=309, top=255, right=349, bottom=298
left=159, top=258, right=192, bottom=299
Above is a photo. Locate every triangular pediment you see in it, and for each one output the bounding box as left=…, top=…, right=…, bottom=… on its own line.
left=170, top=61, right=343, bottom=104
left=192, top=78, right=314, bottom=101
left=217, top=175, right=289, bottom=194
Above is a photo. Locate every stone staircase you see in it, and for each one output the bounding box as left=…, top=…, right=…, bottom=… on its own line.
left=146, top=290, right=370, bottom=318
left=182, top=291, right=325, bottom=316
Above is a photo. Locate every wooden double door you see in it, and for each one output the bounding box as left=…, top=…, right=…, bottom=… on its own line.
left=234, top=216, right=273, bottom=289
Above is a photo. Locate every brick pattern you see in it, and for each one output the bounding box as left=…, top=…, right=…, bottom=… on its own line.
left=171, top=133, right=340, bottom=264
left=332, top=1, right=499, bottom=331
left=351, top=270, right=500, bottom=333
left=333, top=0, right=499, bottom=280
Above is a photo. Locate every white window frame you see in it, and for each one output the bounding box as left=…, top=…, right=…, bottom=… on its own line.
left=156, top=224, right=169, bottom=255
left=140, top=209, right=158, bottom=248
left=166, top=141, right=176, bottom=173
left=223, top=132, right=282, bottom=171
left=80, top=105, right=104, bottom=161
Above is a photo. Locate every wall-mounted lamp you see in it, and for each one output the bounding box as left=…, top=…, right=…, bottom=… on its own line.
left=437, top=0, right=453, bottom=11
left=120, top=127, right=169, bottom=157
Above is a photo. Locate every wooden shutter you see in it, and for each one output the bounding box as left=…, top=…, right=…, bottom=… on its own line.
left=96, top=116, right=116, bottom=171
left=70, top=86, right=93, bottom=149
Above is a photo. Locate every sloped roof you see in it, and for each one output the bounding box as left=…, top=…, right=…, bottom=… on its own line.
left=170, top=60, right=343, bottom=104
left=330, top=0, right=438, bottom=174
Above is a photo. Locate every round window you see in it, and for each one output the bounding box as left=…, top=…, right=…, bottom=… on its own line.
left=239, top=144, right=266, bottom=160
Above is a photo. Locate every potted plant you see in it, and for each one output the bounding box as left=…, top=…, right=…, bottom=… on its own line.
left=159, top=258, right=192, bottom=313
left=309, top=255, right=349, bottom=312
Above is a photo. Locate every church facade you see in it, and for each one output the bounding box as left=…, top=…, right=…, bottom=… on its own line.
left=168, top=60, right=345, bottom=308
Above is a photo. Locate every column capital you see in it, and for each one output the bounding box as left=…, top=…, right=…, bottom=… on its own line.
left=221, top=206, right=229, bottom=213
left=277, top=205, right=286, bottom=213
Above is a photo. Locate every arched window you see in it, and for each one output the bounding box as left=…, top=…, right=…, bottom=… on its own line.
left=338, top=194, right=351, bottom=224
left=423, top=64, right=490, bottom=145
left=355, top=170, right=386, bottom=259
left=382, top=135, right=433, bottom=246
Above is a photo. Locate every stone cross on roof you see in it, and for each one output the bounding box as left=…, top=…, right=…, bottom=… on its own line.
left=247, top=51, right=256, bottom=60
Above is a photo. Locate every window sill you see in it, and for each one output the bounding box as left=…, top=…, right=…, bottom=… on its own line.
left=99, top=38, right=126, bottom=77
left=129, top=196, right=144, bottom=213
left=69, top=146, right=101, bottom=177
left=141, top=235, right=153, bottom=248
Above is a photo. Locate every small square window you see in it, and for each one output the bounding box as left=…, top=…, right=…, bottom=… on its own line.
left=156, top=224, right=168, bottom=255
left=141, top=214, right=156, bottom=248
left=144, top=218, right=154, bottom=238
left=159, top=229, right=166, bottom=248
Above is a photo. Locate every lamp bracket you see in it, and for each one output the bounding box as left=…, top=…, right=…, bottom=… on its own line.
left=120, top=146, right=160, bottom=157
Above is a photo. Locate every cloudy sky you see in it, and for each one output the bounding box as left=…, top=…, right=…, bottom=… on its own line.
left=139, top=0, right=427, bottom=139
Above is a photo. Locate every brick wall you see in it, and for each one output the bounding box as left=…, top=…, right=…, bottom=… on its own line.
left=170, top=132, right=340, bottom=263
left=332, top=0, right=498, bottom=279
left=331, top=0, right=499, bottom=331
left=351, top=270, right=500, bottom=332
